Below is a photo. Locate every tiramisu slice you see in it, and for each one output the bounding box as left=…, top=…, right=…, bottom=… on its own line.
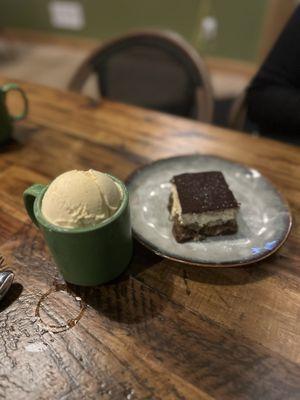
left=169, top=171, right=239, bottom=243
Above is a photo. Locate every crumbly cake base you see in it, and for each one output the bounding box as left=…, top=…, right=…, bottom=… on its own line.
left=172, top=215, right=238, bottom=243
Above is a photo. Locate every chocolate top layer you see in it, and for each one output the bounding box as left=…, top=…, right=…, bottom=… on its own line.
left=172, top=171, right=239, bottom=214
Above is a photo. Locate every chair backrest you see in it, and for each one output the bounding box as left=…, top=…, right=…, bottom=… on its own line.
left=228, top=91, right=248, bottom=131
left=228, top=90, right=260, bottom=135
left=68, top=30, right=214, bottom=122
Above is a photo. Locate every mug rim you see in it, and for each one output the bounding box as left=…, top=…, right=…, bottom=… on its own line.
left=33, top=174, right=129, bottom=234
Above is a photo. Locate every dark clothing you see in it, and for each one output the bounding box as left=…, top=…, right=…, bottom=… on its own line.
left=247, top=6, right=300, bottom=140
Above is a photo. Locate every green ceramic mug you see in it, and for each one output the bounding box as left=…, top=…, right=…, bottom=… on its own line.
left=0, top=83, right=28, bottom=145
left=23, top=176, right=132, bottom=286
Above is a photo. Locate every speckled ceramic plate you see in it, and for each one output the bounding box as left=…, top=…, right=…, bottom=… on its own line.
left=127, top=155, right=292, bottom=267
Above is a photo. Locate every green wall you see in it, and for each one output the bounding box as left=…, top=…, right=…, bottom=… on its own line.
left=197, top=0, right=267, bottom=61
left=0, top=0, right=200, bottom=41
left=0, top=0, right=268, bottom=62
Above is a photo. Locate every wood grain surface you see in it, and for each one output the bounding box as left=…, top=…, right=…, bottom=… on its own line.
left=0, top=77, right=299, bottom=400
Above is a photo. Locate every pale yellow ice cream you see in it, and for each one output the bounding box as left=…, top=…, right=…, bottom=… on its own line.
left=41, top=169, right=123, bottom=228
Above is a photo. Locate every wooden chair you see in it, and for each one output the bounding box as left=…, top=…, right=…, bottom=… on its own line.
left=228, top=91, right=261, bottom=137
left=228, top=91, right=248, bottom=131
left=68, top=30, right=214, bottom=122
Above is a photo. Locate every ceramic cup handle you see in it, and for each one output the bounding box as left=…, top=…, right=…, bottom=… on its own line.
left=2, top=83, right=28, bottom=121
left=23, top=184, right=45, bottom=227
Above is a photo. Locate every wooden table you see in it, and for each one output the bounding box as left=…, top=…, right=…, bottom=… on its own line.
left=0, top=78, right=299, bottom=400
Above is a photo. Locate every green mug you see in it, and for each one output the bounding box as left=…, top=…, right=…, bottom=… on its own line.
left=0, top=83, right=28, bottom=145
left=23, top=176, right=132, bottom=286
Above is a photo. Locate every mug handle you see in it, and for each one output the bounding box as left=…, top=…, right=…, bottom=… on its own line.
left=2, top=83, right=28, bottom=121
left=23, top=184, right=45, bottom=227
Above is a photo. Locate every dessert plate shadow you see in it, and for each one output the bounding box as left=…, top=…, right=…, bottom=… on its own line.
left=127, top=154, right=292, bottom=267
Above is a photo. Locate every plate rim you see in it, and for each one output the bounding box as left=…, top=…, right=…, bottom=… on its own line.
left=127, top=154, right=293, bottom=267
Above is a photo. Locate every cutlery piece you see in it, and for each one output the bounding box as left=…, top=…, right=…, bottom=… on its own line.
left=0, top=271, right=14, bottom=301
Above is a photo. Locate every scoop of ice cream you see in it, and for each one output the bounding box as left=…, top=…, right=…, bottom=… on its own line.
left=41, top=169, right=123, bottom=228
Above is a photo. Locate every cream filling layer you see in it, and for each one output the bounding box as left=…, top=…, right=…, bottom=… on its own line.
left=171, top=184, right=237, bottom=227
